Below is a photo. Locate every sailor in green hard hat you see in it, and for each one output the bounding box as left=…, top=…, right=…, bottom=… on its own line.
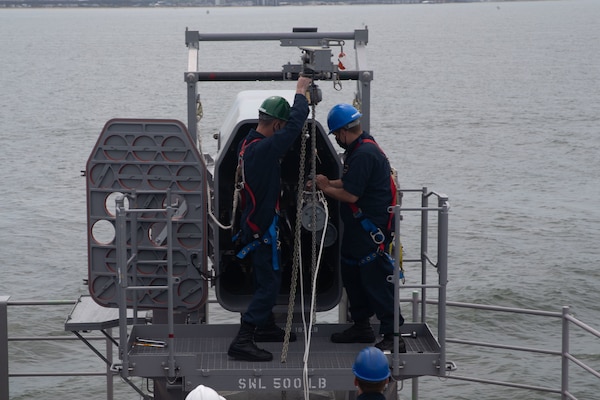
left=228, top=76, right=313, bottom=362
left=352, top=347, right=391, bottom=400
left=258, top=95, right=291, bottom=121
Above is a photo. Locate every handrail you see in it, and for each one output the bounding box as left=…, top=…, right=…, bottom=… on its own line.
left=0, top=297, right=116, bottom=400
left=395, top=187, right=450, bottom=380
left=114, top=191, right=179, bottom=381
left=3, top=187, right=599, bottom=399
left=2, top=295, right=599, bottom=400
left=411, top=299, right=600, bottom=400
left=395, top=187, right=597, bottom=399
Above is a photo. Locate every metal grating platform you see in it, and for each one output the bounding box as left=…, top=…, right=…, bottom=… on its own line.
left=127, top=322, right=441, bottom=393
left=65, top=295, right=144, bottom=331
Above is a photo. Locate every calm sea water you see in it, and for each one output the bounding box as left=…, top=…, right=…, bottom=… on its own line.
left=1, top=1, right=599, bottom=399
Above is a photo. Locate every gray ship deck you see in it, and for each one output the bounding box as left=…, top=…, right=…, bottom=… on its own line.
left=66, top=296, right=442, bottom=393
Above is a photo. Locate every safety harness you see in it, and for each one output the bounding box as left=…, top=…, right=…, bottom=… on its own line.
left=342, top=137, right=402, bottom=279
left=233, top=136, right=281, bottom=270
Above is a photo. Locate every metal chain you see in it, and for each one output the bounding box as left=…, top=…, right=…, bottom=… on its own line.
left=281, top=115, right=309, bottom=362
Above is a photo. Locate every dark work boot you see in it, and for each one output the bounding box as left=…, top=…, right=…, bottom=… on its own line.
left=254, top=315, right=297, bottom=343
left=375, top=333, right=407, bottom=353
left=228, top=321, right=273, bottom=361
left=330, top=319, right=376, bottom=343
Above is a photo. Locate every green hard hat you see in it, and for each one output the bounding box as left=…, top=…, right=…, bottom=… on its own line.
left=259, top=96, right=291, bottom=121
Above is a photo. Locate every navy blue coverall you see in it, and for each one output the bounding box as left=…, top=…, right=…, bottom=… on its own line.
left=237, top=93, right=309, bottom=327
left=357, top=392, right=386, bottom=400
left=340, top=132, right=404, bottom=334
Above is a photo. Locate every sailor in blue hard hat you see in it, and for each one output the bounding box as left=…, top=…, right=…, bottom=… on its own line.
left=352, top=347, right=391, bottom=399
left=316, top=103, right=406, bottom=353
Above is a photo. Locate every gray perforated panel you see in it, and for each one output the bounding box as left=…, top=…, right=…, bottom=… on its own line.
left=86, top=119, right=207, bottom=310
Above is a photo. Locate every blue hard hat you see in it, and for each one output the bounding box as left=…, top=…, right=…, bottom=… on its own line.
left=352, top=347, right=391, bottom=382
left=327, top=103, right=362, bottom=134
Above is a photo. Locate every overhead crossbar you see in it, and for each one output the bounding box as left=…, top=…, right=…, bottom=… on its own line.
left=185, top=29, right=368, bottom=46
left=188, top=71, right=366, bottom=82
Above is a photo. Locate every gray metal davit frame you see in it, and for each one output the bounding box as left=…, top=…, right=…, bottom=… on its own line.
left=184, top=28, right=372, bottom=142
left=64, top=28, right=452, bottom=400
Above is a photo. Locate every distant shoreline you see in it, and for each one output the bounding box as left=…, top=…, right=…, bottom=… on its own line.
left=0, top=0, right=535, bottom=10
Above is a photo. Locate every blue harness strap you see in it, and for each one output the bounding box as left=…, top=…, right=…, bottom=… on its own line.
left=351, top=208, right=387, bottom=245
left=344, top=135, right=400, bottom=275
left=342, top=251, right=404, bottom=280
left=235, top=215, right=280, bottom=270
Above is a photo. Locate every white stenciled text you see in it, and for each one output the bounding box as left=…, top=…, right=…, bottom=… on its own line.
left=237, top=377, right=327, bottom=390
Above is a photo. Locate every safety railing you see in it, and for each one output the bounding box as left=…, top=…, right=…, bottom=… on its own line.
left=403, top=296, right=600, bottom=400
left=2, top=295, right=599, bottom=399
left=394, top=187, right=600, bottom=399
left=0, top=297, right=117, bottom=400
left=393, top=187, right=450, bottom=376
left=441, top=301, right=600, bottom=400
left=113, top=189, right=185, bottom=384
left=3, top=187, right=599, bottom=399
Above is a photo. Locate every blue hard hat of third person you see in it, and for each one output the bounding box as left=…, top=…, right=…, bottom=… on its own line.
left=352, top=347, right=391, bottom=382
left=327, top=103, right=362, bottom=134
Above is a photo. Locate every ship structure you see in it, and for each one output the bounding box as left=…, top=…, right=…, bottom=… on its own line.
left=69, top=27, right=450, bottom=399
